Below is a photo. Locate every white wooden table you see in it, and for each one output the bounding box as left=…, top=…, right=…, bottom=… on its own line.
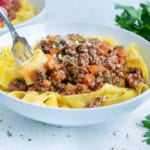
left=0, top=0, right=150, bottom=149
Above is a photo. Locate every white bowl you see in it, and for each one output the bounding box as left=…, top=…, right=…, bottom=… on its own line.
left=0, top=23, right=150, bottom=127
left=0, top=0, right=46, bottom=34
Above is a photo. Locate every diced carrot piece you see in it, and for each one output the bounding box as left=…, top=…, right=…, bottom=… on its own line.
left=46, top=54, right=52, bottom=60
left=119, top=78, right=125, bottom=87
left=89, top=65, right=99, bottom=75
left=83, top=74, right=94, bottom=85
left=118, top=50, right=128, bottom=58
left=50, top=47, right=60, bottom=54
left=41, top=80, right=51, bottom=87
left=45, top=59, right=56, bottom=70
left=101, top=42, right=110, bottom=52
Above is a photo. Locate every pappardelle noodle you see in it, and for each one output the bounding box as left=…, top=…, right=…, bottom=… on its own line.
left=0, top=34, right=149, bottom=108
left=0, top=0, right=35, bottom=28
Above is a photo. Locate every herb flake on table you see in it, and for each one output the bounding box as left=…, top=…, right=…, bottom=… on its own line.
left=67, top=134, right=71, bottom=137
left=115, top=3, right=150, bottom=41
left=126, top=133, right=129, bottom=139
left=112, top=130, right=119, bottom=136
left=141, top=114, right=150, bottom=144
left=28, top=138, right=32, bottom=141
left=7, top=131, right=12, bottom=137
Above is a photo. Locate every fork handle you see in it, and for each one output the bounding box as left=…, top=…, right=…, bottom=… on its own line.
left=0, top=7, right=18, bottom=39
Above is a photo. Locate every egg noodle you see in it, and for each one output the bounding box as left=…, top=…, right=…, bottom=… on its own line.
left=0, top=38, right=149, bottom=108
left=3, top=0, right=35, bottom=28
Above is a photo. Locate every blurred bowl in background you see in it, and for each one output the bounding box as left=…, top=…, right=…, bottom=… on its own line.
left=0, top=0, right=46, bottom=34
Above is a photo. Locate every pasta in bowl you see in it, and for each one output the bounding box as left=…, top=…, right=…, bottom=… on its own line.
left=0, top=23, right=150, bottom=126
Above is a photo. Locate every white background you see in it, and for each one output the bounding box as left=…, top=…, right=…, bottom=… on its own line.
left=0, top=0, right=150, bottom=150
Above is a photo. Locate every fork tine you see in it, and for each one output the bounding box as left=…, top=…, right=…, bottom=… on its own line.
left=23, top=51, right=29, bottom=59
left=23, top=38, right=34, bottom=56
left=26, top=44, right=34, bottom=56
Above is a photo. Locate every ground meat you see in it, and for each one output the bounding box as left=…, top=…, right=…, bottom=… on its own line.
left=94, top=76, right=104, bottom=89
left=63, top=83, right=77, bottom=95
left=9, top=34, right=146, bottom=95
left=87, top=96, right=104, bottom=108
left=126, top=67, right=145, bottom=89
left=77, top=84, right=90, bottom=93
left=29, top=70, right=45, bottom=83
left=9, top=78, right=27, bottom=91
left=65, top=48, right=77, bottom=56
left=27, top=84, right=36, bottom=91
left=50, top=70, right=66, bottom=85
left=78, top=53, right=90, bottom=66
left=37, top=40, right=53, bottom=54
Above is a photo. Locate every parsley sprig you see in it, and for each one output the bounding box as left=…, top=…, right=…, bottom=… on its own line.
left=141, top=114, right=150, bottom=144
left=115, top=3, right=150, bottom=41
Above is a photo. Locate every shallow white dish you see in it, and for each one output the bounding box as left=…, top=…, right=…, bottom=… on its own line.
left=0, top=0, right=46, bottom=34
left=0, top=22, right=150, bottom=127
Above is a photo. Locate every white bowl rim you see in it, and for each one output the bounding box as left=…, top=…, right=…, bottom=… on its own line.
left=0, top=22, right=150, bottom=112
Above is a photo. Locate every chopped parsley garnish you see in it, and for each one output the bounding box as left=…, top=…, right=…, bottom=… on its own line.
left=82, top=49, right=88, bottom=53
left=76, top=53, right=80, bottom=57
left=70, top=59, right=75, bottom=65
left=55, top=41, right=61, bottom=47
left=57, top=54, right=63, bottom=62
left=78, top=40, right=85, bottom=44
left=7, top=131, right=12, bottom=137
left=64, top=55, right=71, bottom=59
left=103, top=77, right=111, bottom=83
left=38, top=92, right=43, bottom=95
left=73, top=72, right=79, bottom=78
left=110, top=76, right=115, bottom=80
left=115, top=80, right=120, bottom=85
left=141, top=114, right=150, bottom=144
left=87, top=44, right=93, bottom=49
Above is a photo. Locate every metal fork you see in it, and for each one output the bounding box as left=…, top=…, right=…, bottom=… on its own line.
left=0, top=8, right=34, bottom=64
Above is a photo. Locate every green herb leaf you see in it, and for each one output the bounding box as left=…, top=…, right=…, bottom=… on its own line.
left=146, top=114, right=150, bottom=121
left=115, top=3, right=150, bottom=41
left=142, top=114, right=150, bottom=129
left=146, top=138, right=150, bottom=144
left=144, top=131, right=150, bottom=137
left=141, top=114, right=150, bottom=145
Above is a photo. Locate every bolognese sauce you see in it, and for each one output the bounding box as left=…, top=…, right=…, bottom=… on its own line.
left=9, top=34, right=145, bottom=97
